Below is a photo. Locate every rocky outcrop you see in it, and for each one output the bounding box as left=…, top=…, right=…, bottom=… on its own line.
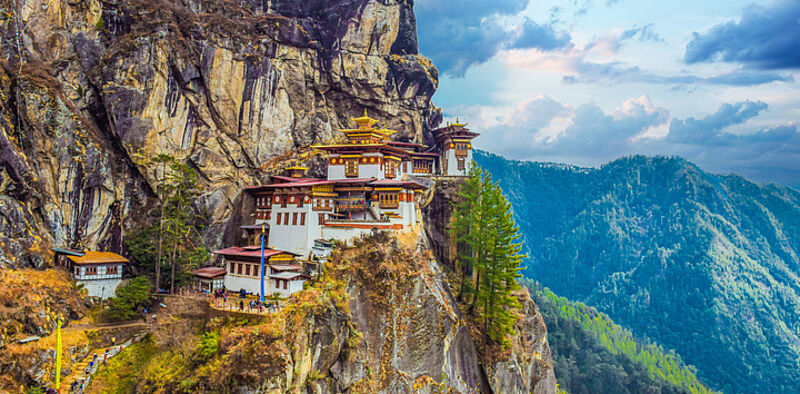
left=485, top=294, right=557, bottom=393
left=200, top=233, right=556, bottom=393
left=0, top=0, right=440, bottom=267
left=422, top=177, right=463, bottom=270
left=423, top=178, right=557, bottom=393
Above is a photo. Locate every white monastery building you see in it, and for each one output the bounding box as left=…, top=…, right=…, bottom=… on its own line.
left=206, top=112, right=479, bottom=298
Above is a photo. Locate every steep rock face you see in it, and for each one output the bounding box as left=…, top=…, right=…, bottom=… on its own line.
left=211, top=233, right=556, bottom=393
left=422, top=179, right=557, bottom=393
left=0, top=0, right=440, bottom=267
left=485, top=294, right=556, bottom=394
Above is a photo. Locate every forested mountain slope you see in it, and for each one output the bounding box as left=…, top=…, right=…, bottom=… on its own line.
left=522, top=279, right=711, bottom=394
left=476, top=151, right=800, bottom=393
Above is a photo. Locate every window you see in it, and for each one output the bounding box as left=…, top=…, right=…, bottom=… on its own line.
left=455, top=142, right=469, bottom=157
left=245, top=264, right=250, bottom=276
left=107, top=265, right=118, bottom=275
left=300, top=213, right=306, bottom=225
left=414, top=159, right=432, bottom=174
left=384, top=160, right=396, bottom=178
left=345, top=159, right=359, bottom=177
left=283, top=280, right=288, bottom=290
left=237, top=264, right=242, bottom=275
left=284, top=213, right=289, bottom=225
left=281, top=196, right=287, bottom=208
left=253, top=265, right=259, bottom=277
left=319, top=213, right=326, bottom=224
left=276, top=212, right=281, bottom=225
left=266, top=211, right=271, bottom=220
left=86, top=266, right=97, bottom=275
left=402, top=162, right=407, bottom=173
left=379, top=193, right=399, bottom=209
left=298, top=196, right=304, bottom=208
left=229, top=263, right=234, bottom=273
left=457, top=158, right=466, bottom=171
left=292, top=212, right=298, bottom=225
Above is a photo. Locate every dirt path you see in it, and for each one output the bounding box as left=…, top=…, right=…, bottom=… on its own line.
left=64, top=320, right=147, bottom=332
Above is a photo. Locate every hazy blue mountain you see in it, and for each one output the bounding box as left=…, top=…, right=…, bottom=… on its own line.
left=475, top=151, right=800, bottom=393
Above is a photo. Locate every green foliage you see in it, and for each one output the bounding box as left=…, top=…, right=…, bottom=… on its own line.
left=95, top=16, right=106, bottom=30
left=476, top=151, right=800, bottom=393
left=451, top=163, right=525, bottom=346
left=104, top=277, right=152, bottom=321
left=523, top=279, right=713, bottom=394
left=125, top=154, right=210, bottom=292
left=25, top=387, right=44, bottom=394
left=194, top=331, right=220, bottom=361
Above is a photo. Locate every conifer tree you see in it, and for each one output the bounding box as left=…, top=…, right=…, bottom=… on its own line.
left=481, top=179, right=524, bottom=343
left=125, top=154, right=209, bottom=292
left=452, top=162, right=526, bottom=346
left=451, top=164, right=482, bottom=300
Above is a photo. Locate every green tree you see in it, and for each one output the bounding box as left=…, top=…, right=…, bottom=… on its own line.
left=195, top=331, right=220, bottom=361
left=126, top=154, right=209, bottom=292
left=105, top=277, right=152, bottom=321
left=452, top=162, right=525, bottom=346
left=451, top=164, right=482, bottom=300
left=480, top=180, right=524, bottom=344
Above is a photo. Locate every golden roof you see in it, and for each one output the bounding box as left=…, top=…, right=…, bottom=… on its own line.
left=351, top=109, right=378, bottom=129
left=67, top=251, right=129, bottom=265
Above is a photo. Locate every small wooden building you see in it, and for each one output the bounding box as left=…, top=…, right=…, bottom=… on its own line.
left=192, top=267, right=226, bottom=293
left=51, top=248, right=128, bottom=299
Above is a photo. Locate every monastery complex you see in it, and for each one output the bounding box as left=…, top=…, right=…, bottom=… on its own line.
left=210, top=112, right=480, bottom=298
left=52, top=112, right=479, bottom=300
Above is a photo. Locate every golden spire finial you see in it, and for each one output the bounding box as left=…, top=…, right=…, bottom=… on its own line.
left=352, top=108, right=378, bottom=129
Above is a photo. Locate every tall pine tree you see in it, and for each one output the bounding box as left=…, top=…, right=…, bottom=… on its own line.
left=452, top=162, right=526, bottom=346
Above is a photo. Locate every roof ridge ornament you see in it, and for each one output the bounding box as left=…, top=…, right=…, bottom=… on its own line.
left=351, top=109, right=379, bottom=129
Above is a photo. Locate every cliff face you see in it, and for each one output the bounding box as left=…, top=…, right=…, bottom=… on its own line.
left=0, top=0, right=440, bottom=267
left=83, top=233, right=555, bottom=393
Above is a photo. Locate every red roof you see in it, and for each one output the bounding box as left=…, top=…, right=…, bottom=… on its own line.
left=212, top=246, right=299, bottom=259
left=368, top=179, right=426, bottom=189
left=245, top=178, right=333, bottom=193
left=332, top=177, right=379, bottom=184
left=271, top=175, right=320, bottom=183
left=193, top=267, right=226, bottom=278
left=317, top=144, right=413, bottom=158
left=432, top=125, right=480, bottom=143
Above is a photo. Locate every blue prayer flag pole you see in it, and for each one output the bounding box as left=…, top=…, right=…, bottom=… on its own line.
left=260, top=224, right=265, bottom=303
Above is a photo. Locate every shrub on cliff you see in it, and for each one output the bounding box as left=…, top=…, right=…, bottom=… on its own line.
left=104, top=277, right=152, bottom=321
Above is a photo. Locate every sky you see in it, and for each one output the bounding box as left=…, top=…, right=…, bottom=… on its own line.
left=415, top=0, right=800, bottom=186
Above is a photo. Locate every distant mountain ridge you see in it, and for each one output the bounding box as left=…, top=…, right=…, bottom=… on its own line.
left=475, top=150, right=800, bottom=393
